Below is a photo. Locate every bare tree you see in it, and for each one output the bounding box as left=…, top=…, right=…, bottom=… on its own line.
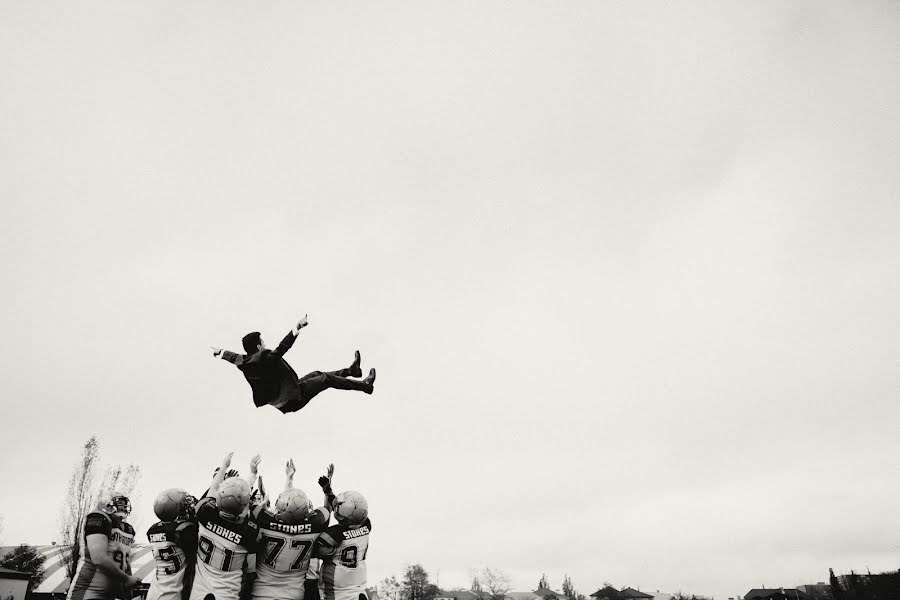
left=401, top=565, right=439, bottom=600
left=378, top=576, right=403, bottom=600
left=58, top=436, right=141, bottom=579
left=480, top=568, right=510, bottom=600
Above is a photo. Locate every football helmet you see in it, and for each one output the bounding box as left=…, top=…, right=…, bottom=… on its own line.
left=106, top=492, right=132, bottom=517
left=333, top=491, right=367, bottom=526
left=275, top=489, right=311, bottom=524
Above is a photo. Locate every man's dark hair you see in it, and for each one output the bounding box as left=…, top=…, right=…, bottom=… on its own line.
left=242, top=332, right=262, bottom=354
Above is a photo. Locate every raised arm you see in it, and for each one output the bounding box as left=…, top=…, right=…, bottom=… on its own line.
left=284, top=458, right=296, bottom=491
left=318, top=463, right=336, bottom=512
left=208, top=452, right=234, bottom=497
left=250, top=475, right=270, bottom=518
left=274, top=315, right=309, bottom=356
left=248, top=454, right=261, bottom=490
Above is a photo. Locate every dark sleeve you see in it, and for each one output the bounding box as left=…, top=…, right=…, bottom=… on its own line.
left=273, top=331, right=297, bottom=357
left=176, top=522, right=198, bottom=559
left=194, top=497, right=216, bottom=520
left=221, top=350, right=245, bottom=366
left=313, top=531, right=338, bottom=558
left=311, top=507, right=330, bottom=527
left=84, top=512, right=112, bottom=537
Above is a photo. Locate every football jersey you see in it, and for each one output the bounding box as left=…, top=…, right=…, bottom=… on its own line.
left=67, top=512, right=136, bottom=600
left=316, top=519, right=371, bottom=600
left=146, top=520, right=198, bottom=600
left=252, top=507, right=330, bottom=600
left=189, top=497, right=260, bottom=600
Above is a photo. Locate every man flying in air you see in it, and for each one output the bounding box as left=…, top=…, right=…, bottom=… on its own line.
left=212, top=315, right=376, bottom=415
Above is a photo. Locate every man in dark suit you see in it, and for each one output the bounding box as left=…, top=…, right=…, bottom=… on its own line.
left=212, top=315, right=376, bottom=414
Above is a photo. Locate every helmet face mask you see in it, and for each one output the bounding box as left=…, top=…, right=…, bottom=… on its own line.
left=107, top=494, right=132, bottom=518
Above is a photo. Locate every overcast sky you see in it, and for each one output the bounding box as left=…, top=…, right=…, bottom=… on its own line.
left=0, top=2, right=898, bottom=599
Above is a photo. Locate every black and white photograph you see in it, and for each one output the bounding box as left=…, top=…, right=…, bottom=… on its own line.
left=0, top=3, right=897, bottom=600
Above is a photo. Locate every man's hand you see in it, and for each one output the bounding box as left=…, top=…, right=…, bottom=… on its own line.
left=285, top=458, right=296, bottom=478
left=224, top=469, right=239, bottom=479
left=221, top=452, right=234, bottom=469
left=296, top=314, right=309, bottom=330
left=318, top=463, right=335, bottom=490
left=211, top=346, right=223, bottom=357
left=124, top=575, right=142, bottom=589
left=250, top=454, right=262, bottom=475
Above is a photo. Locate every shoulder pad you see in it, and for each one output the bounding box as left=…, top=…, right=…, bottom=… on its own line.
left=85, top=512, right=112, bottom=536
left=175, top=521, right=197, bottom=533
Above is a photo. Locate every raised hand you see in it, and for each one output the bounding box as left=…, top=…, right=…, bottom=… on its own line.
left=211, top=346, right=223, bottom=357
left=285, top=458, right=296, bottom=479
left=250, top=454, right=262, bottom=474
left=318, top=463, right=335, bottom=489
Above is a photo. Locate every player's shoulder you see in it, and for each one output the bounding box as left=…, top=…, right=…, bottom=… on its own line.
left=175, top=519, right=198, bottom=533
left=257, top=508, right=282, bottom=527
left=194, top=496, right=216, bottom=514
left=328, top=519, right=371, bottom=543
left=84, top=511, right=112, bottom=534
left=114, top=518, right=136, bottom=536
left=86, top=510, right=111, bottom=522
left=147, top=521, right=176, bottom=540
left=243, top=514, right=261, bottom=533
left=305, top=508, right=331, bottom=530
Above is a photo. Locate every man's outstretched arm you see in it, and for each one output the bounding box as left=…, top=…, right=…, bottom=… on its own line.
left=274, top=315, right=309, bottom=356
left=212, top=346, right=245, bottom=365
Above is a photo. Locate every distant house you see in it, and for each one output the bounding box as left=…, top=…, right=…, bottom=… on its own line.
left=504, top=588, right=568, bottom=600
left=795, top=583, right=831, bottom=600
left=0, top=567, right=31, bottom=600
left=590, top=586, right=620, bottom=600
left=437, top=592, right=491, bottom=600
left=506, top=592, right=542, bottom=600
left=744, top=589, right=808, bottom=600
left=619, top=589, right=653, bottom=600
left=534, top=587, right=567, bottom=600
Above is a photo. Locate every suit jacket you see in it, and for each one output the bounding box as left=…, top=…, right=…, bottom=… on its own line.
left=222, top=331, right=300, bottom=410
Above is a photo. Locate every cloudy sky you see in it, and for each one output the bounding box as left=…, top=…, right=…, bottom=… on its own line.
left=1, top=2, right=897, bottom=599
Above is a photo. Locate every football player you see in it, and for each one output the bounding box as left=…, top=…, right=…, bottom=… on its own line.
left=189, top=453, right=267, bottom=600
left=251, top=460, right=335, bottom=600
left=313, top=490, right=371, bottom=600
left=67, top=493, right=142, bottom=600
left=146, top=488, right=199, bottom=600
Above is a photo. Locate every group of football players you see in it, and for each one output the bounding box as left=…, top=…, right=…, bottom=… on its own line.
left=66, top=452, right=372, bottom=600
